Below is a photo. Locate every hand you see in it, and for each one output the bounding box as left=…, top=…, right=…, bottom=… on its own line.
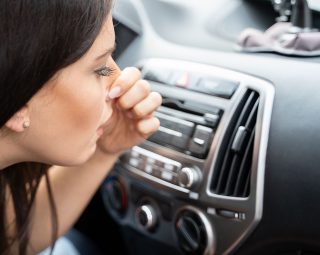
left=97, top=67, right=162, bottom=155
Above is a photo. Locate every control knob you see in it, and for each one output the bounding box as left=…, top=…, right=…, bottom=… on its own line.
left=136, top=204, right=158, bottom=231
left=178, top=167, right=201, bottom=189
left=104, top=177, right=127, bottom=215
left=175, top=208, right=214, bottom=255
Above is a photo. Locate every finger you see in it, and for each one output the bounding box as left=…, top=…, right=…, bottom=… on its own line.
left=132, top=92, right=162, bottom=118
left=136, top=116, right=160, bottom=138
left=106, top=67, right=141, bottom=100
left=118, top=80, right=150, bottom=110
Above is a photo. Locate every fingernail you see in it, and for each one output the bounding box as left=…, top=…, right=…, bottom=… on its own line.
left=108, top=86, right=121, bottom=99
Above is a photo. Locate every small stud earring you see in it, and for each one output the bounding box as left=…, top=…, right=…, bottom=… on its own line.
left=22, top=121, right=30, bottom=129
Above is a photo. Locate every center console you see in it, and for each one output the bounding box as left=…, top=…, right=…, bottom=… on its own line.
left=101, top=58, right=274, bottom=255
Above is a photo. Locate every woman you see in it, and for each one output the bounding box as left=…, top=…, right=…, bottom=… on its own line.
left=0, top=0, right=161, bottom=254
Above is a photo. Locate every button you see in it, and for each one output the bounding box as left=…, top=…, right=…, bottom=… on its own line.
left=149, top=112, right=195, bottom=150
left=154, top=160, right=164, bottom=168
left=145, top=164, right=153, bottom=174
left=195, top=78, right=239, bottom=99
left=129, top=158, right=140, bottom=168
left=173, top=72, right=189, bottom=88
left=161, top=171, right=173, bottom=181
left=131, top=150, right=140, bottom=158
left=189, top=125, right=214, bottom=158
left=143, top=68, right=171, bottom=84
left=193, top=138, right=205, bottom=146
left=149, top=126, right=189, bottom=150
left=148, top=128, right=173, bottom=145
left=155, top=112, right=195, bottom=137
left=169, top=71, right=196, bottom=88
left=146, top=157, right=156, bottom=165
left=217, top=209, right=240, bottom=219
left=204, top=113, right=220, bottom=127
left=183, top=101, right=222, bottom=116
left=189, top=192, right=199, bottom=200
left=153, top=168, right=162, bottom=178
left=163, top=163, right=174, bottom=171
left=170, top=134, right=189, bottom=150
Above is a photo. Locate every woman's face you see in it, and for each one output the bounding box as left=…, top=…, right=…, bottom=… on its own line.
left=21, top=15, right=120, bottom=166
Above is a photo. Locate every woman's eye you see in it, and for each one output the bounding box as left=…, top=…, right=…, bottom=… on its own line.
left=95, top=66, right=116, bottom=77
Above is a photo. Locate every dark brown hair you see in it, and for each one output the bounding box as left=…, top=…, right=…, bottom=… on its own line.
left=0, top=0, right=112, bottom=254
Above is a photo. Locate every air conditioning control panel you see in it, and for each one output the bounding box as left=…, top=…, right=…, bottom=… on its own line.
left=120, top=146, right=203, bottom=192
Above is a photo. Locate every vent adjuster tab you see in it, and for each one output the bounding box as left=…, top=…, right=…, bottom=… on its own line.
left=231, top=126, right=248, bottom=153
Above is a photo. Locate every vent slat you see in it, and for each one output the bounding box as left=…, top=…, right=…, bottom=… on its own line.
left=244, top=99, right=259, bottom=130
left=210, top=90, right=259, bottom=198
left=233, top=129, right=255, bottom=196
left=214, top=91, right=256, bottom=193
left=224, top=154, right=242, bottom=195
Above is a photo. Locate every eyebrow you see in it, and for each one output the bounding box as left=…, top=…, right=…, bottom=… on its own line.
left=95, top=42, right=117, bottom=61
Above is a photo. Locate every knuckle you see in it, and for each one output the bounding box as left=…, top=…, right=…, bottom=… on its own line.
left=134, top=106, right=145, bottom=118
left=137, top=80, right=150, bottom=95
left=118, top=97, right=131, bottom=109
left=141, top=118, right=160, bottom=135
left=124, top=66, right=141, bottom=79
left=116, top=67, right=141, bottom=87
left=153, top=117, right=160, bottom=130
left=115, top=76, right=127, bottom=87
left=139, top=128, right=150, bottom=136
left=151, top=92, right=162, bottom=106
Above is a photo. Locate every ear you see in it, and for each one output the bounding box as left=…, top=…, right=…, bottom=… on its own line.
left=5, top=106, right=30, bottom=133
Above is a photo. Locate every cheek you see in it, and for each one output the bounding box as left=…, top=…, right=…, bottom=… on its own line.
left=26, top=70, right=111, bottom=165
left=53, top=80, right=106, bottom=136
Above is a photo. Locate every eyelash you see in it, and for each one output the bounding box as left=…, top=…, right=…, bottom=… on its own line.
left=95, top=66, right=116, bottom=77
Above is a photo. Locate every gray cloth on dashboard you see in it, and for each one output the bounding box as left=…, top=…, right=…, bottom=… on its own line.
left=237, top=22, right=320, bottom=56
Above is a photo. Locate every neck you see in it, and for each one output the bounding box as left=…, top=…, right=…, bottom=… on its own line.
left=0, top=131, right=30, bottom=170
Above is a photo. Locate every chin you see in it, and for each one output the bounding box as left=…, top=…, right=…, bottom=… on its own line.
left=58, top=144, right=97, bottom=167
left=77, top=146, right=97, bottom=165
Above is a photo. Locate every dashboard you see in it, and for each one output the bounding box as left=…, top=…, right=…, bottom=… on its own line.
left=92, top=0, right=320, bottom=254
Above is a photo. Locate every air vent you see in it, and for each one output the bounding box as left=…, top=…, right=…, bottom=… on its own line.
left=210, top=90, right=259, bottom=197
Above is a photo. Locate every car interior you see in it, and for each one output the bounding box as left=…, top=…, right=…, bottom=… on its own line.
left=73, top=0, right=320, bottom=254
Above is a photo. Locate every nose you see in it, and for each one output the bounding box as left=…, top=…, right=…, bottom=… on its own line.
left=105, top=57, right=121, bottom=99
left=105, top=57, right=121, bottom=88
left=110, top=57, right=121, bottom=78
